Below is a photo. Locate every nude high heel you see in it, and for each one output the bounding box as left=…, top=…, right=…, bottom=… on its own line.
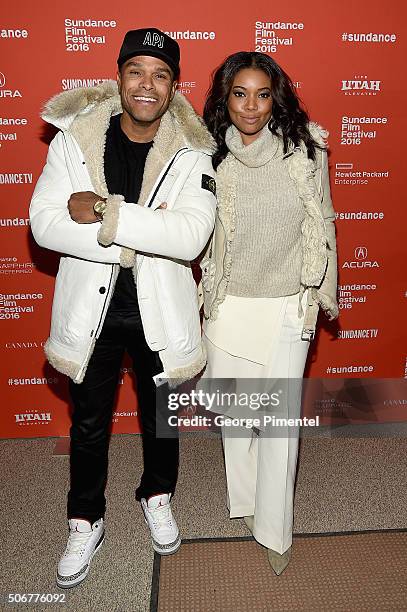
left=244, top=516, right=291, bottom=575
left=267, top=546, right=292, bottom=575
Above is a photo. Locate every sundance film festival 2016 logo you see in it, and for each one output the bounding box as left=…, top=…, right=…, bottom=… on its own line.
left=0, top=291, right=43, bottom=320
left=64, top=18, right=117, bottom=52
left=341, top=75, right=381, bottom=96
left=0, top=116, right=28, bottom=149
left=342, top=247, right=380, bottom=270
left=340, top=115, right=388, bottom=145
left=15, top=410, right=52, bottom=425
left=0, top=72, right=22, bottom=98
left=338, top=283, right=377, bottom=310
left=254, top=20, right=304, bottom=53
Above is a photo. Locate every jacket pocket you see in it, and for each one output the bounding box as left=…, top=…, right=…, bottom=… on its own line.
left=50, top=257, right=110, bottom=349
left=153, top=258, right=201, bottom=355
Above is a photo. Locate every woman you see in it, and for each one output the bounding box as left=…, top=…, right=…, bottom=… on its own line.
left=200, top=52, right=338, bottom=574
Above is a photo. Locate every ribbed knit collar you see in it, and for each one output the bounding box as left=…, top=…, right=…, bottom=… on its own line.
left=225, top=123, right=284, bottom=167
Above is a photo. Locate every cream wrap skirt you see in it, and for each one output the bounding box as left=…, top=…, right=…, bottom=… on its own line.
left=201, top=291, right=310, bottom=553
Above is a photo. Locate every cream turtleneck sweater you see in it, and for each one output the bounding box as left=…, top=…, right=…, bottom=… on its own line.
left=225, top=124, right=304, bottom=298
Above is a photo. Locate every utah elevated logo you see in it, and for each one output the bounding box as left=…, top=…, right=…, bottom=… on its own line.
left=341, top=75, right=381, bottom=96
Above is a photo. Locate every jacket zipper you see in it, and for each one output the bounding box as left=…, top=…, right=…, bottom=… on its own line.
left=137, top=147, right=190, bottom=277
left=146, top=147, right=188, bottom=207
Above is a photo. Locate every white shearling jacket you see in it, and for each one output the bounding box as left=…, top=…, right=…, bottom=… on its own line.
left=30, top=81, right=216, bottom=384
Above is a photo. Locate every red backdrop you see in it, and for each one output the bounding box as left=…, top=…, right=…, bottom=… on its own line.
left=1, top=0, right=406, bottom=438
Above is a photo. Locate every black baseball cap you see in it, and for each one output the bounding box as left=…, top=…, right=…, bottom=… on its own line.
left=118, top=28, right=180, bottom=78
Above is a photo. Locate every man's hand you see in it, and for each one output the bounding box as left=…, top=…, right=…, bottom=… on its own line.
left=68, top=191, right=105, bottom=224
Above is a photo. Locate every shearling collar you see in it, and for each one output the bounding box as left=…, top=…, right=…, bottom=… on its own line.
left=41, top=79, right=215, bottom=154
left=42, top=80, right=215, bottom=270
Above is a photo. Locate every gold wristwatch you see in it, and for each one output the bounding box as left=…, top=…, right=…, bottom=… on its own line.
left=93, top=199, right=107, bottom=221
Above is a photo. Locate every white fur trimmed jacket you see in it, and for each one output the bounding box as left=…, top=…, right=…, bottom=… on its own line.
left=30, top=81, right=216, bottom=384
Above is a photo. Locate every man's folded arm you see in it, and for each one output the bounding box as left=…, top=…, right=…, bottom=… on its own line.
left=29, top=132, right=121, bottom=264
left=98, top=156, right=217, bottom=261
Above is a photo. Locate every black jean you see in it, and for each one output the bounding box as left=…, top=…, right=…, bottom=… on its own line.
left=67, top=311, right=179, bottom=523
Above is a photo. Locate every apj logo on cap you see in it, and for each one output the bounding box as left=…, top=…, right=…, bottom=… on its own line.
left=143, top=32, right=164, bottom=48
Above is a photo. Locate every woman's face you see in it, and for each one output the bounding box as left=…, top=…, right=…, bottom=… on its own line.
left=227, top=68, right=273, bottom=145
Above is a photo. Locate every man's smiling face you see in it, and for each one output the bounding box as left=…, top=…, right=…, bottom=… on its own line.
left=117, top=55, right=177, bottom=130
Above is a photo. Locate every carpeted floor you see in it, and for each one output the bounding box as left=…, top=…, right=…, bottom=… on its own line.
left=153, top=532, right=407, bottom=612
left=1, top=433, right=406, bottom=611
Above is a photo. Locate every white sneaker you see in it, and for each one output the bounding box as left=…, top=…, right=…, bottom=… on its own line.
left=141, top=494, right=181, bottom=555
left=56, top=518, right=104, bottom=588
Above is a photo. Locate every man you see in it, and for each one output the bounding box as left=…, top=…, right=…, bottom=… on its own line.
left=30, top=28, right=216, bottom=588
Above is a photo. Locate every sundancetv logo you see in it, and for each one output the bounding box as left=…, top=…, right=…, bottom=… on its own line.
left=337, top=328, right=379, bottom=340
left=61, top=77, right=109, bottom=90
left=0, top=173, right=32, bottom=184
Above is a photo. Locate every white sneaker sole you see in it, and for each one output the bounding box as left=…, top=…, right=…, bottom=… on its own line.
left=142, top=515, right=181, bottom=556
left=152, top=534, right=181, bottom=556
left=56, top=532, right=105, bottom=589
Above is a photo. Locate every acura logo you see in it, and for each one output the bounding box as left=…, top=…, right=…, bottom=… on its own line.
left=0, top=72, right=6, bottom=87
left=354, top=246, right=368, bottom=260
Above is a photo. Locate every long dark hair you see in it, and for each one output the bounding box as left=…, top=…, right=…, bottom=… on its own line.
left=203, top=51, right=321, bottom=169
